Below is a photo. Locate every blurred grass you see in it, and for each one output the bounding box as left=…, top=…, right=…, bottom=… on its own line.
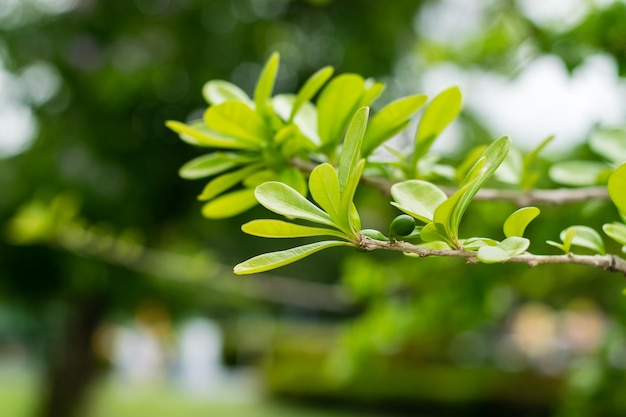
left=0, top=365, right=377, bottom=417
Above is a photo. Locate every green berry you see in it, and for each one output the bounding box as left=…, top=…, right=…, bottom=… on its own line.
left=389, top=214, right=416, bottom=237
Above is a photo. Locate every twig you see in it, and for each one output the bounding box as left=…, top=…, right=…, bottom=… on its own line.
left=358, top=235, right=626, bottom=276
left=292, top=158, right=610, bottom=206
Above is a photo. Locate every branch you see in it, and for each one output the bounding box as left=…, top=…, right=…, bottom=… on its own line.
left=292, top=158, right=610, bottom=205
left=358, top=236, right=626, bottom=276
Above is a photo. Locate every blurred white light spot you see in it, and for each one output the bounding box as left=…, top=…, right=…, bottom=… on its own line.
left=415, top=0, right=486, bottom=44
left=34, top=0, right=79, bottom=14
left=19, top=61, right=62, bottom=106
left=0, top=104, right=37, bottom=157
left=519, top=0, right=588, bottom=31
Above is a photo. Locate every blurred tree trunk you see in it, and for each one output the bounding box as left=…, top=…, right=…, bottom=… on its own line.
left=34, top=296, right=108, bottom=417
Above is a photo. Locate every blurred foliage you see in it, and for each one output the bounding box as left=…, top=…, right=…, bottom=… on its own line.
left=2, top=1, right=626, bottom=417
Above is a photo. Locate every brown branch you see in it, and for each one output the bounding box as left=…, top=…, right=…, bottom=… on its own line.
left=292, top=157, right=610, bottom=206
left=358, top=236, right=626, bottom=276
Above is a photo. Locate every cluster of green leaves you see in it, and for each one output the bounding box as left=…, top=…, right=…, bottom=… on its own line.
left=167, top=53, right=424, bottom=218
left=170, top=53, right=626, bottom=275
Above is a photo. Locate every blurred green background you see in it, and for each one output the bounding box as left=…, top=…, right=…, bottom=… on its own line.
left=2, top=1, right=626, bottom=416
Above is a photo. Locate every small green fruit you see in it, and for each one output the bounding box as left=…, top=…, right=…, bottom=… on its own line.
left=389, top=214, right=416, bottom=237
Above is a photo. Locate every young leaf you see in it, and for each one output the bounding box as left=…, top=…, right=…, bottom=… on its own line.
left=290, top=66, right=334, bottom=122
left=278, top=167, right=308, bottom=196
left=198, top=164, right=264, bottom=201
left=521, top=135, right=553, bottom=189
left=549, top=226, right=605, bottom=255
left=202, top=80, right=252, bottom=106
left=309, top=163, right=340, bottom=220
left=255, top=181, right=335, bottom=227
left=242, top=219, right=346, bottom=239
left=317, top=74, right=365, bottom=147
left=338, top=107, right=369, bottom=194
left=165, top=120, right=253, bottom=150
left=503, top=207, right=540, bottom=238
left=360, top=229, right=389, bottom=241
left=477, top=237, right=530, bottom=264
left=608, top=162, right=626, bottom=216
left=233, top=240, right=352, bottom=275
left=603, top=222, right=626, bottom=251
left=419, top=222, right=450, bottom=246
left=390, top=180, right=447, bottom=223
left=254, top=52, right=280, bottom=120
left=359, top=80, right=385, bottom=107
left=204, top=101, right=271, bottom=145
left=201, top=188, right=258, bottom=218
left=361, top=94, right=428, bottom=156
left=413, top=86, right=462, bottom=167
left=434, top=136, right=511, bottom=247
left=179, top=152, right=257, bottom=180
left=339, top=159, right=365, bottom=236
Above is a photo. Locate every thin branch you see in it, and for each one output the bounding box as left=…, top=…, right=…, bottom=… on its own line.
left=358, top=235, right=626, bottom=276
left=292, top=157, right=610, bottom=205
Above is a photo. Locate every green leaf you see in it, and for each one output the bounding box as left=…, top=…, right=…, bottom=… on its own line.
left=603, top=222, right=626, bottom=254
left=198, top=164, right=264, bottom=201
left=242, top=219, right=346, bottom=239
left=419, top=222, right=450, bottom=245
left=390, top=180, right=447, bottom=223
left=413, top=86, right=462, bottom=165
left=603, top=222, right=626, bottom=246
left=434, top=136, right=510, bottom=247
left=165, top=120, right=253, bottom=150
left=317, top=74, right=365, bottom=147
left=361, top=94, right=428, bottom=156
left=552, top=225, right=605, bottom=255
left=477, top=237, right=530, bottom=264
left=549, top=161, right=609, bottom=186
left=503, top=207, right=540, bottom=238
left=254, top=52, right=280, bottom=120
left=339, top=159, right=365, bottom=236
left=522, top=135, right=553, bottom=189
left=338, top=107, right=369, bottom=194
left=255, top=181, right=335, bottom=227
left=233, top=240, right=352, bottom=275
left=360, top=229, right=389, bottom=241
left=204, top=101, right=271, bottom=145
left=202, top=80, right=252, bottom=106
left=243, top=169, right=276, bottom=188
left=608, top=162, right=626, bottom=216
left=309, top=163, right=340, bottom=220
left=201, top=188, right=258, bottom=218
left=359, top=80, right=385, bottom=107
left=179, top=152, right=257, bottom=180
left=290, top=66, right=334, bottom=122
left=590, top=128, right=626, bottom=165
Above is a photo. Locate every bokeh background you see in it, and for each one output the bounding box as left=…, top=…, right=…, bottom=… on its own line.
left=2, top=1, right=626, bottom=416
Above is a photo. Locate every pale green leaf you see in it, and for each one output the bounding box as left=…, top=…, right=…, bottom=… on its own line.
left=434, top=136, right=510, bottom=247
left=608, top=162, right=626, bottom=216
left=414, top=86, right=462, bottom=163
left=590, top=128, right=626, bottom=165
left=549, top=161, right=609, bottom=186
left=420, top=222, right=450, bottom=246
left=198, top=164, right=264, bottom=201
left=317, top=74, right=365, bottom=146
left=503, top=207, right=540, bottom=238
left=204, top=101, right=271, bottom=145
left=179, top=152, right=257, bottom=180
left=560, top=225, right=605, bottom=255
left=202, top=80, right=252, bottom=106
left=243, top=169, right=276, bottom=188
left=201, top=188, right=257, bottom=218
left=165, top=120, right=253, bottom=149
left=338, top=106, right=369, bottom=194
left=359, top=80, right=385, bottom=107
left=255, top=181, right=335, bottom=227
left=242, top=219, right=345, bottom=239
left=477, top=237, right=530, bottom=264
left=309, top=163, right=340, bottom=220
left=254, top=52, right=280, bottom=120
left=603, top=222, right=626, bottom=246
left=234, top=240, right=352, bottom=275
left=290, top=66, right=334, bottom=122
left=360, top=229, right=389, bottom=241
left=339, top=159, right=365, bottom=235
left=390, top=180, right=447, bottom=223
left=361, top=94, right=428, bottom=156
left=462, top=237, right=498, bottom=251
